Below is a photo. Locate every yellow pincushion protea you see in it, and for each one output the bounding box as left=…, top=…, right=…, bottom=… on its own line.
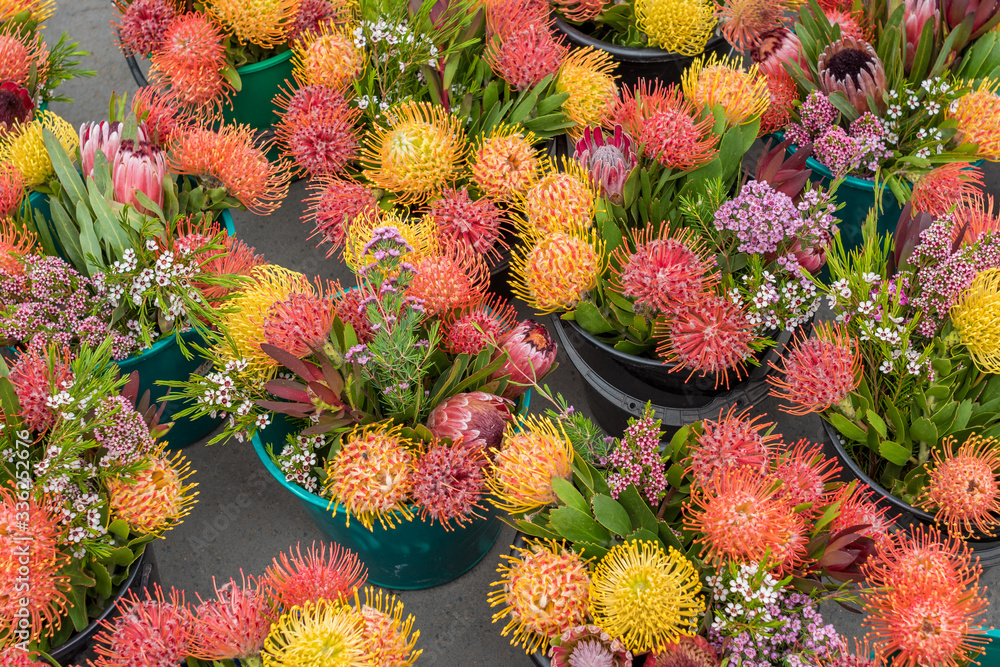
left=487, top=415, right=574, bottom=515
left=107, top=447, right=199, bottom=536
left=469, top=124, right=546, bottom=202
left=0, top=0, right=55, bottom=22
left=511, top=227, right=605, bottom=314
left=516, top=157, right=597, bottom=238
left=358, top=587, right=422, bottom=666
left=682, top=53, right=770, bottom=126
left=0, top=111, right=77, bottom=187
left=342, top=210, right=439, bottom=271
left=292, top=21, right=364, bottom=89
left=361, top=101, right=468, bottom=204
left=589, top=539, right=704, bottom=653
left=556, top=47, right=618, bottom=137
left=948, top=79, right=1000, bottom=161
left=203, top=0, right=298, bottom=49
left=635, top=0, right=716, bottom=56
left=263, top=599, right=368, bottom=667
left=488, top=539, right=591, bottom=654
left=952, top=268, right=1000, bottom=373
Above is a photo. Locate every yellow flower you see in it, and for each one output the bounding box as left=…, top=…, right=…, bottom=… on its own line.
left=292, top=21, right=364, bottom=89
left=341, top=210, right=439, bottom=272
left=590, top=539, right=704, bottom=653
left=0, top=0, right=55, bottom=22
left=203, top=0, right=299, bottom=49
left=635, top=0, right=716, bottom=56
left=488, top=415, right=574, bottom=515
left=681, top=53, right=770, bottom=126
left=469, top=124, right=545, bottom=202
left=556, top=47, right=618, bottom=136
left=952, top=268, right=1000, bottom=373
left=948, top=79, right=1000, bottom=162
left=0, top=111, right=77, bottom=187
left=511, top=227, right=605, bottom=314
left=516, top=157, right=596, bottom=238
left=107, top=447, right=199, bottom=536
left=361, top=101, right=468, bottom=204
left=263, top=599, right=368, bottom=667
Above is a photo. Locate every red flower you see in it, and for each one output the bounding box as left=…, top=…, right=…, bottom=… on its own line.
left=190, top=574, right=274, bottom=660
left=911, top=163, right=984, bottom=218
left=90, top=585, right=193, bottom=667
left=441, top=293, right=519, bottom=355
left=656, top=293, right=755, bottom=385
left=411, top=441, right=487, bottom=530
left=769, top=438, right=841, bottom=512
left=263, top=541, right=367, bottom=610
left=0, top=81, right=33, bottom=138
left=425, top=187, right=506, bottom=261
left=768, top=321, right=861, bottom=415
left=304, top=176, right=381, bottom=255
left=688, top=406, right=778, bottom=487
left=275, top=84, right=360, bottom=178
left=485, top=22, right=567, bottom=91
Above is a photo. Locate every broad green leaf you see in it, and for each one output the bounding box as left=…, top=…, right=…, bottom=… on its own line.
left=829, top=413, right=867, bottom=443
left=574, top=301, right=616, bottom=335
left=90, top=560, right=113, bottom=599
left=879, top=440, right=911, bottom=466
left=910, top=416, right=938, bottom=443
left=866, top=409, right=888, bottom=438
left=107, top=519, right=130, bottom=539
left=109, top=546, right=135, bottom=567
left=591, top=494, right=632, bottom=536
left=551, top=476, right=589, bottom=513
left=614, top=485, right=658, bottom=533
left=89, top=184, right=129, bottom=259
left=43, top=128, right=88, bottom=208
left=549, top=506, right=611, bottom=545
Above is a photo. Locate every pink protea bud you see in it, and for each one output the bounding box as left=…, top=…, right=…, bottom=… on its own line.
left=112, top=139, right=167, bottom=215
left=574, top=124, right=637, bottom=206
left=788, top=236, right=828, bottom=274
left=490, top=319, right=558, bottom=398
left=426, top=391, right=514, bottom=453
left=644, top=635, right=720, bottom=667
left=904, top=0, right=940, bottom=71
left=79, top=120, right=125, bottom=178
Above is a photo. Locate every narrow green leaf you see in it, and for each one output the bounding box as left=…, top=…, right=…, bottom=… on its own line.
left=47, top=196, right=86, bottom=272
left=89, top=183, right=129, bottom=259
left=43, top=128, right=88, bottom=208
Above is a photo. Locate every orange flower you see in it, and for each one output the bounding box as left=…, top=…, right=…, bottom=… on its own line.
left=952, top=190, right=1000, bottom=246
left=948, top=79, right=1000, bottom=161
left=656, top=293, right=756, bottom=384
left=556, top=47, right=618, bottom=136
left=717, top=0, right=801, bottom=51
left=203, top=0, right=299, bottom=49
left=149, top=12, right=232, bottom=120
left=0, top=215, right=35, bottom=275
left=862, top=525, right=981, bottom=594
left=918, top=435, right=1000, bottom=538
left=911, top=163, right=984, bottom=218
left=769, top=438, right=841, bottom=512
left=681, top=53, right=770, bottom=126
left=303, top=175, right=381, bottom=255
left=688, top=406, right=778, bottom=487
left=0, top=24, right=49, bottom=90
left=469, top=124, right=544, bottom=202
left=263, top=541, right=367, bottom=610
left=405, top=240, right=490, bottom=316
left=511, top=228, right=605, bottom=314
left=291, top=21, right=363, bottom=89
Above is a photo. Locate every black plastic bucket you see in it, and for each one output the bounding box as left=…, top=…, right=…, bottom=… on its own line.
left=553, top=18, right=732, bottom=90
left=48, top=546, right=160, bottom=666
left=823, top=421, right=1000, bottom=568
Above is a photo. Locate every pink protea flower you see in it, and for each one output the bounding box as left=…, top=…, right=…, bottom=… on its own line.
left=275, top=84, right=360, bottom=178
left=485, top=22, right=568, bottom=91
left=917, top=435, right=1000, bottom=538
left=112, top=139, right=168, bottom=215
left=149, top=12, right=231, bottom=120
left=644, top=636, right=720, bottom=667
left=768, top=321, right=861, bottom=415
left=656, top=293, right=755, bottom=384
left=90, top=585, right=193, bottom=667
left=490, top=319, right=558, bottom=398
left=9, top=343, right=73, bottom=433
left=262, top=289, right=337, bottom=358
left=828, top=483, right=893, bottom=553
left=551, top=625, right=633, bottom=667
left=80, top=120, right=131, bottom=178
left=426, top=391, right=514, bottom=454
left=0, top=81, right=33, bottom=138
left=263, top=541, right=368, bottom=610
left=750, top=26, right=806, bottom=79
left=425, top=187, right=506, bottom=261
left=0, top=647, right=50, bottom=667
left=189, top=574, right=274, bottom=661
left=688, top=406, right=779, bottom=487
left=441, top=293, right=519, bottom=355
left=611, top=225, right=713, bottom=319
left=635, top=85, right=719, bottom=170
left=910, top=163, right=984, bottom=218
left=411, top=441, right=487, bottom=530
left=769, top=438, right=841, bottom=512
left=304, top=176, right=381, bottom=254
left=114, top=0, right=178, bottom=56
left=904, top=0, right=940, bottom=70
left=573, top=125, right=637, bottom=206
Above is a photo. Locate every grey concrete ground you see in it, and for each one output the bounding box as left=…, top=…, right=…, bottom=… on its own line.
left=43, top=2, right=1000, bottom=664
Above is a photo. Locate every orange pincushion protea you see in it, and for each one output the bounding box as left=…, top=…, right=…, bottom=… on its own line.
left=862, top=525, right=981, bottom=595
left=769, top=438, right=841, bottom=512
left=511, top=228, right=605, bottom=314
left=405, top=240, right=490, bottom=316
left=484, top=0, right=550, bottom=40
left=292, top=22, right=364, bottom=89
left=517, top=159, right=597, bottom=238
left=488, top=539, right=591, bottom=654
left=0, top=215, right=36, bottom=276
left=203, top=0, right=299, bottom=49
left=0, top=0, right=56, bottom=22
left=485, top=22, right=568, bottom=91
left=324, top=422, right=417, bottom=530
left=768, top=321, right=861, bottom=415
left=488, top=416, right=573, bottom=515
left=264, top=541, right=368, bottom=610
left=917, top=435, right=1000, bottom=537
left=361, top=101, right=467, bottom=204
left=555, top=47, right=618, bottom=136
left=759, top=68, right=799, bottom=136
left=263, top=288, right=337, bottom=358
left=687, top=405, right=779, bottom=487
left=684, top=467, right=809, bottom=573
left=656, top=293, right=756, bottom=384
left=8, top=342, right=72, bottom=434
left=149, top=12, right=232, bottom=120
left=952, top=190, right=1000, bottom=246
left=947, top=79, right=1000, bottom=161
left=553, top=0, right=605, bottom=21
left=0, top=487, right=69, bottom=646
left=910, top=163, right=984, bottom=218
left=469, top=124, right=544, bottom=202
left=0, top=25, right=48, bottom=89
left=717, top=0, right=801, bottom=50
left=681, top=53, right=770, bottom=126
left=0, top=162, right=24, bottom=217
left=304, top=175, right=381, bottom=255
left=107, top=447, right=199, bottom=535
left=197, top=235, right=267, bottom=306
left=168, top=123, right=290, bottom=215
left=131, top=86, right=186, bottom=146
left=359, top=587, right=422, bottom=666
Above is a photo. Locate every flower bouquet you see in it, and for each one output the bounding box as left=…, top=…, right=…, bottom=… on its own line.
left=168, top=223, right=558, bottom=587
left=487, top=403, right=993, bottom=666
left=769, top=183, right=1000, bottom=552
left=76, top=541, right=420, bottom=667
left=0, top=338, right=198, bottom=660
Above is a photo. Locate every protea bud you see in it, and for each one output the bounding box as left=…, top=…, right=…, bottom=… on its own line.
left=942, top=0, right=1000, bottom=42
left=426, top=391, right=514, bottom=454
left=904, top=0, right=940, bottom=71
left=573, top=124, right=637, bottom=206
left=0, top=81, right=33, bottom=138
left=112, top=139, right=167, bottom=215
left=80, top=120, right=125, bottom=178
left=490, top=319, right=558, bottom=398
left=817, top=37, right=888, bottom=115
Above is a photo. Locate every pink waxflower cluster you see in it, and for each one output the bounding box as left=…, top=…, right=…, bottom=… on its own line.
left=603, top=406, right=668, bottom=503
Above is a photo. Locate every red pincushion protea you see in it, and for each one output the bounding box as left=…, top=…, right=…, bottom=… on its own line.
left=198, top=235, right=266, bottom=306
left=190, top=574, right=274, bottom=661
left=168, top=124, right=290, bottom=215
left=0, top=26, right=48, bottom=90
left=911, top=163, right=984, bottom=218
left=656, top=293, right=755, bottom=385
left=149, top=12, right=231, bottom=120
left=828, top=483, right=893, bottom=553
left=759, top=68, right=799, bottom=135
left=405, top=240, right=490, bottom=316
left=688, top=406, right=779, bottom=487
left=131, top=86, right=185, bottom=147
left=0, top=162, right=23, bottom=217
left=264, top=541, right=368, bottom=610
left=426, top=187, right=506, bottom=261
left=823, top=7, right=871, bottom=42
left=684, top=468, right=810, bottom=574
left=333, top=282, right=375, bottom=342
left=411, top=441, right=487, bottom=530
left=0, top=81, right=33, bottom=138
left=768, top=321, right=861, bottom=415
left=611, top=225, right=714, bottom=319
left=113, top=0, right=178, bottom=56
left=426, top=390, right=514, bottom=454
left=288, top=0, right=351, bottom=42
left=441, top=293, right=519, bottom=355
left=917, top=435, right=1000, bottom=538
left=275, top=84, right=360, bottom=178
left=0, top=647, right=50, bottom=667
left=90, top=587, right=193, bottom=667
left=263, top=290, right=337, bottom=358
left=769, top=438, right=841, bottom=512
left=0, top=488, right=69, bottom=646
left=611, top=78, right=672, bottom=138
left=9, top=343, right=73, bottom=433
left=485, top=22, right=568, bottom=91
left=304, top=176, right=381, bottom=255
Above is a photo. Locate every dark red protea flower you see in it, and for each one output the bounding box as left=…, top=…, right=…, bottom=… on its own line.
left=114, top=0, right=177, bottom=56
left=426, top=391, right=514, bottom=454
left=573, top=124, right=637, bottom=206
left=0, top=80, right=33, bottom=138
left=490, top=319, right=558, bottom=398
left=411, top=441, right=487, bottom=530
left=657, top=293, right=756, bottom=386
left=426, top=186, right=506, bottom=261
left=441, top=293, right=519, bottom=355
left=304, top=176, right=381, bottom=255
left=942, top=0, right=1000, bottom=43
left=275, top=84, right=360, bottom=178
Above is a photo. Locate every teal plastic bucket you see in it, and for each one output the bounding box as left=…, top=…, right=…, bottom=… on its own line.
left=222, top=49, right=294, bottom=131
left=252, top=392, right=531, bottom=590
